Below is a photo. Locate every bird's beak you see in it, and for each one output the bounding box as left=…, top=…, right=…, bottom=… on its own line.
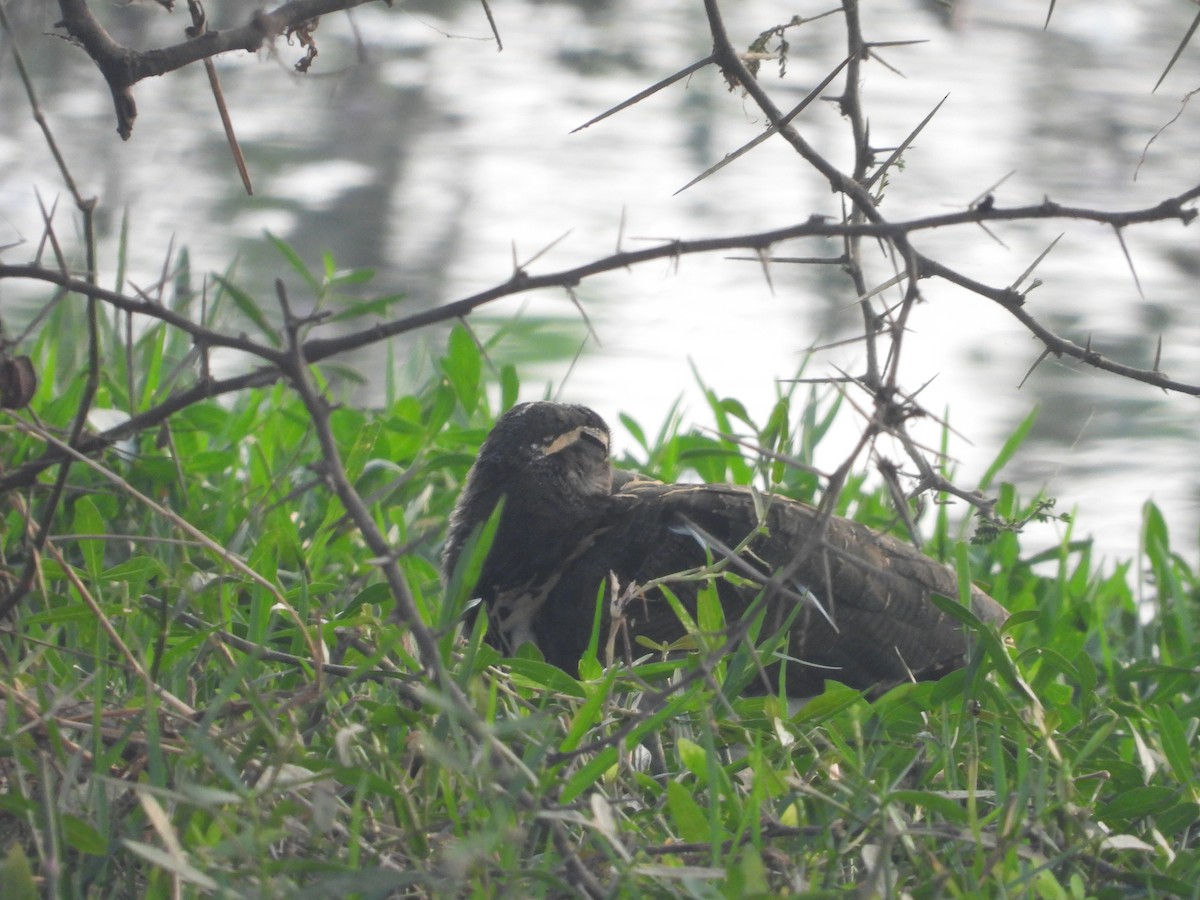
left=544, top=425, right=609, bottom=456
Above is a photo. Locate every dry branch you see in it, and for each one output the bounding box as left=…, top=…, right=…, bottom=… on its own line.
left=55, top=0, right=389, bottom=138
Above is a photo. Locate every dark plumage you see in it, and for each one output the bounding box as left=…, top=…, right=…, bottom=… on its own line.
left=443, top=402, right=1008, bottom=696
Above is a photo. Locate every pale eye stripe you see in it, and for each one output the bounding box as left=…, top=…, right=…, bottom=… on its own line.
left=544, top=425, right=608, bottom=455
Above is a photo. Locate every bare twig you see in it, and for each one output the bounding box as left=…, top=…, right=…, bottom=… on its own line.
left=54, top=0, right=387, bottom=138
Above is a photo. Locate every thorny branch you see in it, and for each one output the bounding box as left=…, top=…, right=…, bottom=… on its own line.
left=693, top=0, right=1196, bottom=541
left=1, top=181, right=1196, bottom=497
left=54, top=0, right=390, bottom=138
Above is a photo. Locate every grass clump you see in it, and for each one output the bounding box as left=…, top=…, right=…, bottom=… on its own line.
left=1, top=295, right=1198, bottom=899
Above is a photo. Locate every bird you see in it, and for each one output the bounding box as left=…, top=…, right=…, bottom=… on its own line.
left=442, top=401, right=1008, bottom=697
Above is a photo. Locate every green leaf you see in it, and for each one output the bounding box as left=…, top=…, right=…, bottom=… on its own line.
left=723, top=847, right=769, bottom=898
left=694, top=579, right=726, bottom=641
left=178, top=401, right=230, bottom=434
left=721, top=605, right=775, bottom=700
left=1142, top=500, right=1168, bottom=557
left=1031, top=868, right=1069, bottom=900
left=930, top=585, right=1034, bottom=704
left=1155, top=801, right=1200, bottom=836
left=1073, top=649, right=1097, bottom=700
left=1000, top=609, right=1041, bottom=633
left=1099, top=786, right=1174, bottom=825
left=0, top=843, right=38, bottom=900
left=500, top=364, right=520, bottom=410
left=561, top=670, right=618, bottom=752
left=505, top=658, right=587, bottom=698
left=1154, top=706, right=1195, bottom=785
left=267, top=231, right=320, bottom=292
left=325, top=266, right=377, bottom=288
left=578, top=580, right=607, bottom=682
left=625, top=692, right=696, bottom=748
left=212, top=274, right=281, bottom=347
left=804, top=389, right=842, bottom=452
left=61, top=814, right=108, bottom=855
left=793, top=683, right=863, bottom=722
left=440, top=325, right=483, bottom=414
left=327, top=292, right=407, bottom=324
left=659, top=585, right=699, bottom=639
left=676, top=737, right=708, bottom=782
left=620, top=413, right=648, bottom=453
left=978, top=406, right=1037, bottom=491
left=137, top=320, right=167, bottom=410
left=666, top=780, right=710, bottom=843
left=103, top=556, right=167, bottom=583
left=338, top=583, right=394, bottom=619
left=887, top=790, right=968, bottom=824
left=442, top=499, right=504, bottom=629
left=560, top=748, right=618, bottom=805
left=73, top=496, right=105, bottom=581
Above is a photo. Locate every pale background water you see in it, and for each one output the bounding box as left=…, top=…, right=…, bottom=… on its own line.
left=1, top=0, right=1197, bottom=565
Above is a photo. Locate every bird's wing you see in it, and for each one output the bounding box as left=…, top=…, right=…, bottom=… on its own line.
left=579, top=481, right=1006, bottom=693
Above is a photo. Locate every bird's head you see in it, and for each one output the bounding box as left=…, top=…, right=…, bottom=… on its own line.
left=442, top=402, right=613, bottom=583
left=473, top=402, right=613, bottom=495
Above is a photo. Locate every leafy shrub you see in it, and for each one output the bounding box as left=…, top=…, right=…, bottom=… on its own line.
left=1, top=262, right=1198, bottom=899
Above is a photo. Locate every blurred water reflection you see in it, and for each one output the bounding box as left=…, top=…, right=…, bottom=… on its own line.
left=1, top=0, right=1196, bottom=562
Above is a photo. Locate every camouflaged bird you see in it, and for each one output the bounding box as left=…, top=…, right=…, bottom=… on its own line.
left=442, top=401, right=1008, bottom=696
